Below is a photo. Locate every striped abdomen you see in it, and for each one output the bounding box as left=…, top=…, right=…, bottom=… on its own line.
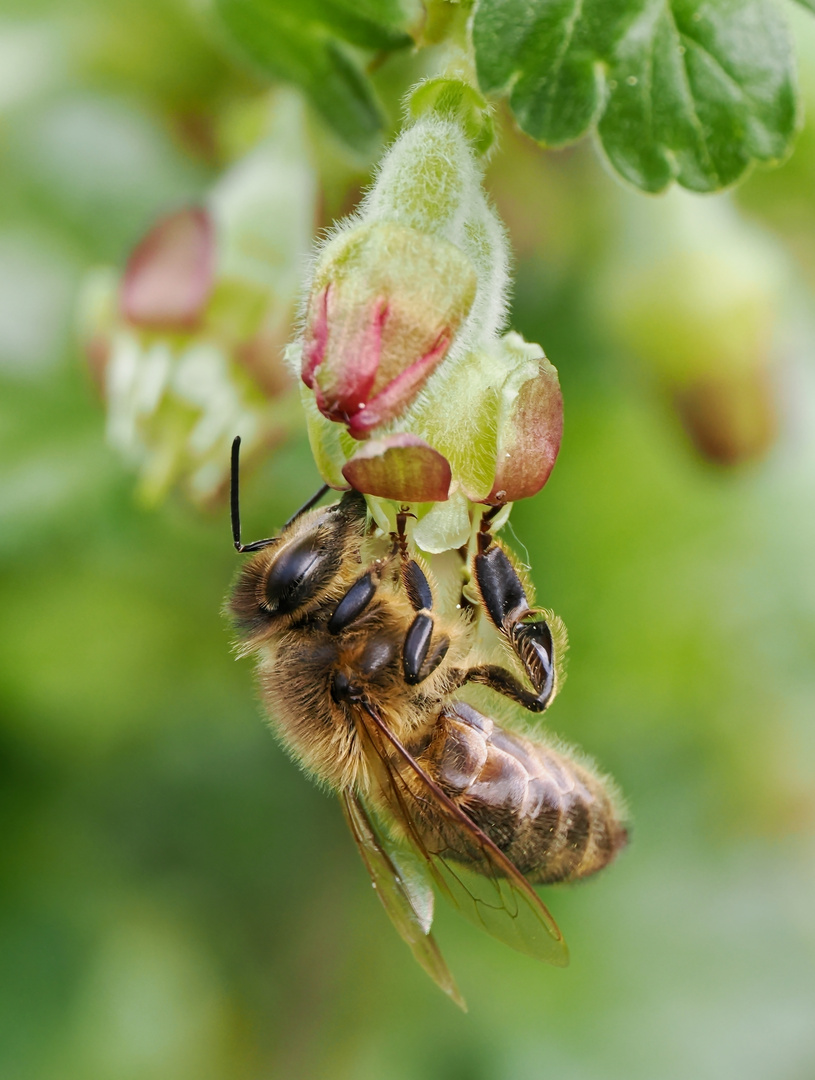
left=417, top=701, right=628, bottom=884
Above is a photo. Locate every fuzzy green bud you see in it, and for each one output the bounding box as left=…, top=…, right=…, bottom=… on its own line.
left=293, top=87, right=563, bottom=549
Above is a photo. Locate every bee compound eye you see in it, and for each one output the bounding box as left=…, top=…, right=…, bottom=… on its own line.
left=264, top=531, right=339, bottom=614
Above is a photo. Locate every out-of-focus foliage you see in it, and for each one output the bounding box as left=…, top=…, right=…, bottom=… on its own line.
left=2, top=2, right=815, bottom=1080
left=211, top=0, right=814, bottom=192
left=599, top=192, right=786, bottom=466
left=213, top=0, right=416, bottom=153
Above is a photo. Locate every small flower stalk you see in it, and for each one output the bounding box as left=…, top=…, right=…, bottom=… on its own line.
left=290, top=79, right=563, bottom=551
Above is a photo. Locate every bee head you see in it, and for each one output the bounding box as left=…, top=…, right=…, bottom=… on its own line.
left=227, top=491, right=367, bottom=644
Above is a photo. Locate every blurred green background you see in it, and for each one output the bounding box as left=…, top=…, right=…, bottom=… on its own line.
left=1, top=2, right=814, bottom=1078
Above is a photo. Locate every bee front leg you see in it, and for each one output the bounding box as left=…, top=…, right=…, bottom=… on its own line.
left=456, top=521, right=556, bottom=713
left=327, top=570, right=381, bottom=633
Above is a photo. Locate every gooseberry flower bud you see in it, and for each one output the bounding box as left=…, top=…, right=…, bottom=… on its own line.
left=301, top=222, right=477, bottom=435
left=296, top=102, right=508, bottom=428
left=291, top=81, right=564, bottom=550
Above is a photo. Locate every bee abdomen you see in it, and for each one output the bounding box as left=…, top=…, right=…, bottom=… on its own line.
left=426, top=702, right=627, bottom=885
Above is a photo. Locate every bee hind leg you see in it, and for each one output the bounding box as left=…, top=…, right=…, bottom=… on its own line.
left=453, top=655, right=554, bottom=713
left=456, top=521, right=556, bottom=713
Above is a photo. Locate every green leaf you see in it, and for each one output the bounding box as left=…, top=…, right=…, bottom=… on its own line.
left=214, top=0, right=413, bottom=153
left=473, top=0, right=801, bottom=193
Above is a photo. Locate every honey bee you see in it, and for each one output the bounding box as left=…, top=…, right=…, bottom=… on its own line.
left=227, top=437, right=627, bottom=1008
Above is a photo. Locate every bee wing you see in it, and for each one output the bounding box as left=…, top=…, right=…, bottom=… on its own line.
left=340, top=788, right=467, bottom=1010
left=355, top=701, right=569, bottom=968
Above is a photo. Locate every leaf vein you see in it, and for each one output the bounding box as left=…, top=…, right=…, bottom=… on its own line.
left=551, top=0, right=585, bottom=82
left=664, top=3, right=719, bottom=185
left=680, top=33, right=755, bottom=107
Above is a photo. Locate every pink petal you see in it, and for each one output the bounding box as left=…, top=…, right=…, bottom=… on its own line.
left=486, top=361, right=563, bottom=504
left=342, top=434, right=452, bottom=502
left=121, top=208, right=215, bottom=330
left=348, top=329, right=452, bottom=437
left=301, top=285, right=329, bottom=387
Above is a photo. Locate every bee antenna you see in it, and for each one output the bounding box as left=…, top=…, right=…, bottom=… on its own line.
left=282, top=482, right=332, bottom=530
left=230, top=436, right=275, bottom=553
left=230, top=436, right=331, bottom=553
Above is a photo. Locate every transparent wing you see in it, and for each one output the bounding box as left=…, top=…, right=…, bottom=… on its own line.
left=355, top=701, right=569, bottom=968
left=340, top=788, right=466, bottom=1010
left=429, top=858, right=567, bottom=965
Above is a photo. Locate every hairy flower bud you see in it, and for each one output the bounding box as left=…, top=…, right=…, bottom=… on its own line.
left=295, top=106, right=507, bottom=426
left=291, top=85, right=563, bottom=550
left=301, top=223, right=477, bottom=435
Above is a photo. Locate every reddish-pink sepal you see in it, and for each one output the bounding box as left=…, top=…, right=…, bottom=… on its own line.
left=342, top=434, right=451, bottom=502
left=486, top=361, right=563, bottom=504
